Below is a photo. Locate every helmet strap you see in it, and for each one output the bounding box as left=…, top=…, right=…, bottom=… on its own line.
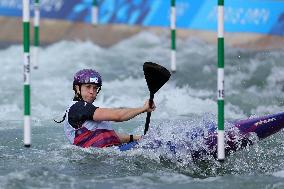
left=73, top=85, right=83, bottom=101
left=97, top=86, right=101, bottom=94
left=78, top=85, right=83, bottom=100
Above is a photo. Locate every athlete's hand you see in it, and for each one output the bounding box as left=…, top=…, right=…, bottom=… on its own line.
left=143, top=100, right=156, bottom=113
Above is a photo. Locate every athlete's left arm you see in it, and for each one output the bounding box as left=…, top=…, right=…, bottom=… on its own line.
left=93, top=107, right=145, bottom=122
left=93, top=100, right=155, bottom=122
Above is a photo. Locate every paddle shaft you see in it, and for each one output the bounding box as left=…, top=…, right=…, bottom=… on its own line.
left=144, top=93, right=154, bottom=135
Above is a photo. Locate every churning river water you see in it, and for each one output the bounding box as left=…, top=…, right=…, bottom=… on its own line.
left=0, top=32, right=284, bottom=189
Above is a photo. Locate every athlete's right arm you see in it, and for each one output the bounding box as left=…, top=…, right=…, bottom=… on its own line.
left=93, top=100, right=156, bottom=122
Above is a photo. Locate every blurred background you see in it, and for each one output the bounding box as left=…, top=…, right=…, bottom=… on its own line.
left=0, top=0, right=283, bottom=48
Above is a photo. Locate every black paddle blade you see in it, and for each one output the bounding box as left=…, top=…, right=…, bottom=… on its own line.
left=143, top=62, right=171, bottom=95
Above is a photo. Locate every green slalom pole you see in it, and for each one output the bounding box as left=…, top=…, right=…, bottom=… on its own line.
left=170, top=0, right=176, bottom=72
left=217, top=0, right=225, bottom=161
left=92, top=0, right=98, bottom=26
left=33, top=0, right=40, bottom=69
left=23, top=0, right=31, bottom=147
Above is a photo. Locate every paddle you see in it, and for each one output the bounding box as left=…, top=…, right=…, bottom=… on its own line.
left=143, top=62, right=171, bottom=135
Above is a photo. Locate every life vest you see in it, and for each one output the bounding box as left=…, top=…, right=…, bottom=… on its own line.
left=63, top=101, right=121, bottom=148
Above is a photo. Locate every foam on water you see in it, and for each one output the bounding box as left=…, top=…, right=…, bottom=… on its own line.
left=1, top=31, right=284, bottom=188
left=1, top=32, right=283, bottom=121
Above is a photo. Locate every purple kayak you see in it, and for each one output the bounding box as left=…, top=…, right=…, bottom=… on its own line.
left=119, top=112, right=284, bottom=159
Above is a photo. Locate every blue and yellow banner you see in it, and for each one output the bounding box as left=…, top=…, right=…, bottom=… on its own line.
left=0, top=0, right=283, bottom=35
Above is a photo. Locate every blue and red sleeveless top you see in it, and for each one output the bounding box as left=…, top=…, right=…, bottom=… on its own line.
left=63, top=101, right=121, bottom=148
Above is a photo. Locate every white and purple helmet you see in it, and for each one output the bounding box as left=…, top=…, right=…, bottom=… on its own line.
left=73, top=69, right=102, bottom=87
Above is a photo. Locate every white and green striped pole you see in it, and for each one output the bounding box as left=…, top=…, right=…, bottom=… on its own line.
left=217, top=0, right=225, bottom=161
left=170, top=0, right=176, bottom=72
left=23, top=0, right=31, bottom=147
left=92, top=0, right=98, bottom=26
left=33, top=0, right=40, bottom=69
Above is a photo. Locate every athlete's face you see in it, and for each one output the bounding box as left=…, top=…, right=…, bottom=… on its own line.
left=76, top=84, right=99, bottom=103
